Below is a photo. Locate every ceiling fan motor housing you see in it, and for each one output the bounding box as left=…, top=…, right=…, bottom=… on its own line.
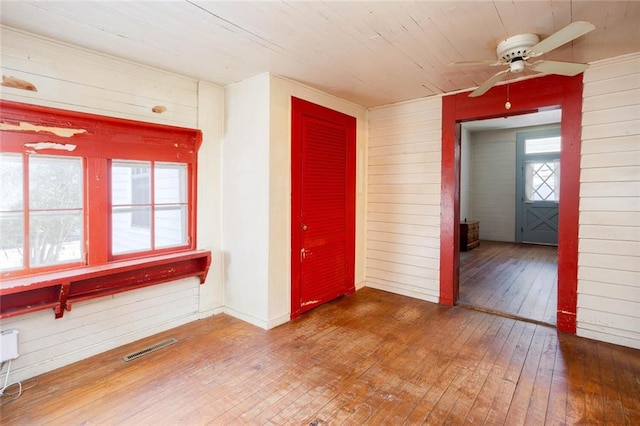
left=496, top=33, right=540, bottom=63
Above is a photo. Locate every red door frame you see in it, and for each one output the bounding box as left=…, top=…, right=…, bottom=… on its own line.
left=290, top=97, right=356, bottom=319
left=440, top=74, right=583, bottom=333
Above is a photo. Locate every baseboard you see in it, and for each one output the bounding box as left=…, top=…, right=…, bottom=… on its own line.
left=198, top=306, right=224, bottom=319
left=365, top=281, right=439, bottom=304
left=266, top=313, right=290, bottom=329
left=222, top=307, right=269, bottom=330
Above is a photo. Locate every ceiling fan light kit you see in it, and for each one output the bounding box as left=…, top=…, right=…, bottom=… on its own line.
left=497, top=33, right=540, bottom=63
left=451, top=21, right=596, bottom=98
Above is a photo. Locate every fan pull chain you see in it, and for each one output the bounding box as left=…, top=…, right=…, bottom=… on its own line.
left=505, top=83, right=511, bottom=110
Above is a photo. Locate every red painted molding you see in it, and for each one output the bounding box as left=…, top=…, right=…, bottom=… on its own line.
left=1, top=100, right=202, bottom=277
left=439, top=96, right=460, bottom=306
left=290, top=98, right=303, bottom=320
left=556, top=76, right=584, bottom=335
left=0, top=100, right=201, bottom=164
left=0, top=250, right=211, bottom=319
left=440, top=74, right=583, bottom=333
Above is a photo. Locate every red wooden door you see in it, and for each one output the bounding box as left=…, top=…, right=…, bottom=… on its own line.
left=291, top=97, right=356, bottom=319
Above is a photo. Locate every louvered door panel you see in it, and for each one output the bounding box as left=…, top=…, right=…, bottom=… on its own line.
left=291, top=97, right=355, bottom=317
left=301, top=119, right=348, bottom=305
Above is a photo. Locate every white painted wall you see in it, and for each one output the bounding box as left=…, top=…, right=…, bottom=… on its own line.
left=197, top=81, right=226, bottom=318
left=366, top=97, right=442, bottom=303
left=468, top=129, right=517, bottom=241
left=222, top=73, right=367, bottom=329
left=222, top=74, right=271, bottom=327
left=0, top=27, right=225, bottom=381
left=0, top=27, right=199, bottom=128
left=460, top=127, right=472, bottom=223
left=578, top=52, right=640, bottom=349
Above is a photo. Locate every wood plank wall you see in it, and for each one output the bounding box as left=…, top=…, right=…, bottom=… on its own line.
left=578, top=52, right=640, bottom=349
left=468, top=128, right=518, bottom=241
left=366, top=98, right=442, bottom=302
left=0, top=27, right=206, bottom=382
left=1, top=28, right=198, bottom=127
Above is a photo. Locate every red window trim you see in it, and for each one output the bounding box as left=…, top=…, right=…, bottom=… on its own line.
left=0, top=100, right=210, bottom=317
left=0, top=250, right=211, bottom=319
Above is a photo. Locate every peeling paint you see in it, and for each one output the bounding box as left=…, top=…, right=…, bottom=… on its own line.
left=0, top=121, right=86, bottom=137
left=301, top=300, right=320, bottom=307
left=2, top=75, right=37, bottom=92
left=24, top=141, right=77, bottom=151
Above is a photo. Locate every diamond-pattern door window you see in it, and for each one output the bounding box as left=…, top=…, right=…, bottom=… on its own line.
left=525, top=160, right=560, bottom=202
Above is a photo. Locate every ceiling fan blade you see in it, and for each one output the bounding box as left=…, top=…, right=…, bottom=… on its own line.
left=529, top=21, right=595, bottom=56
left=449, top=60, right=503, bottom=67
left=530, top=60, right=589, bottom=76
left=469, top=69, right=510, bottom=97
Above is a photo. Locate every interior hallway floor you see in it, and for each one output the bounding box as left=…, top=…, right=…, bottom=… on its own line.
left=459, top=240, right=558, bottom=326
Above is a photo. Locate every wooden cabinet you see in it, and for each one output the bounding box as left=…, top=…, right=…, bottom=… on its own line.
left=460, top=221, right=480, bottom=251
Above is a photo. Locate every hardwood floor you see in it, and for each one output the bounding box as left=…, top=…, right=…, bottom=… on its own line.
left=2, top=288, right=639, bottom=425
left=459, top=241, right=558, bottom=325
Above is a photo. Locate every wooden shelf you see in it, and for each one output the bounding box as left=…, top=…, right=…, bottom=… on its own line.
left=0, top=250, right=211, bottom=319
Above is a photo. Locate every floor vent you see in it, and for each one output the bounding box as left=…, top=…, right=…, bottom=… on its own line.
left=122, top=338, right=177, bottom=362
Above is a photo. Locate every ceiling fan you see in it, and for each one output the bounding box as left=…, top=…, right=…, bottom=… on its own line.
left=451, top=21, right=595, bottom=97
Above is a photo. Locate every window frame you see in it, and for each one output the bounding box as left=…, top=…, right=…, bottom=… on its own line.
left=109, top=159, right=193, bottom=260
left=5, top=153, right=87, bottom=273
left=0, top=100, right=209, bottom=318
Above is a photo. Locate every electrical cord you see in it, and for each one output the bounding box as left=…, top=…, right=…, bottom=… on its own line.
left=0, top=381, right=22, bottom=406
left=0, top=360, right=37, bottom=406
left=0, top=360, right=12, bottom=392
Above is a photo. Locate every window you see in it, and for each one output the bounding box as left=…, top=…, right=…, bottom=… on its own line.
left=1, top=154, right=84, bottom=273
left=0, top=100, right=201, bottom=279
left=129, top=165, right=151, bottom=229
left=523, top=135, right=561, bottom=202
left=0, top=101, right=210, bottom=319
left=111, top=161, right=188, bottom=256
left=524, top=136, right=561, bottom=154
left=525, top=160, right=560, bottom=202
left=0, top=153, right=23, bottom=272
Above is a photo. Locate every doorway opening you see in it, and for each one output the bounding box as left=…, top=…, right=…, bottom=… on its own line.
left=457, top=111, right=561, bottom=326
left=440, top=73, right=584, bottom=333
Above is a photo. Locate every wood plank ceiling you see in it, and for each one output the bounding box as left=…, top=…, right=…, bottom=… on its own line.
left=1, top=1, right=638, bottom=107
